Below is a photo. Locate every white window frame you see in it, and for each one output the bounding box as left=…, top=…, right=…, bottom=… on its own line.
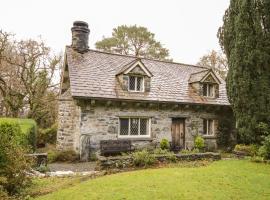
left=128, top=75, right=144, bottom=92
left=203, top=83, right=215, bottom=98
left=204, top=119, right=215, bottom=136
left=118, top=117, right=151, bottom=138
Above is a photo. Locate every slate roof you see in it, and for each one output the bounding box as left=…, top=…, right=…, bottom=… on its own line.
left=65, top=46, right=230, bottom=106
left=189, top=70, right=209, bottom=83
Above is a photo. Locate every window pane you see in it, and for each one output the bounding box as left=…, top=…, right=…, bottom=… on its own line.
left=137, top=77, right=142, bottom=91
left=203, top=84, right=207, bottom=96
left=140, top=119, right=148, bottom=135
left=130, top=118, right=139, bottom=135
left=209, top=85, right=214, bottom=97
left=203, top=119, right=207, bottom=135
left=208, top=120, right=214, bottom=135
left=120, top=118, right=129, bottom=135
left=129, top=76, right=135, bottom=90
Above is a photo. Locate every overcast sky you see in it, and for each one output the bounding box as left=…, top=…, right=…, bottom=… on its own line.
left=0, top=0, right=229, bottom=64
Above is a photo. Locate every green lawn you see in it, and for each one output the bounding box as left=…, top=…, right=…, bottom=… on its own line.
left=0, top=117, right=36, bottom=134
left=35, top=160, right=270, bottom=200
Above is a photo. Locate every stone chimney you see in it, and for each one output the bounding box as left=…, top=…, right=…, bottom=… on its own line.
left=71, top=21, right=90, bottom=53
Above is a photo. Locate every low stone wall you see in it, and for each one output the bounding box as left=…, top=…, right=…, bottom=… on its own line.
left=98, top=152, right=221, bottom=170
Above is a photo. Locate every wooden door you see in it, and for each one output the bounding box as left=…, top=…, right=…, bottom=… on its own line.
left=171, top=118, right=185, bottom=150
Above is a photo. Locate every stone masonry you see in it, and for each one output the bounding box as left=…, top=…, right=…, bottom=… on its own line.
left=57, top=90, right=222, bottom=158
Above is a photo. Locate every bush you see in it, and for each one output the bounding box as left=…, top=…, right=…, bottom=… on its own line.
left=165, top=151, right=177, bottom=162
left=0, top=121, right=32, bottom=196
left=250, top=156, right=264, bottom=163
left=48, top=150, right=79, bottom=163
left=160, top=139, right=170, bottom=150
left=154, top=148, right=176, bottom=162
left=234, top=144, right=257, bottom=156
left=154, top=148, right=170, bottom=155
left=194, top=136, right=205, bottom=150
left=37, top=123, right=57, bottom=147
left=132, top=149, right=156, bottom=167
left=258, top=135, right=270, bottom=160
left=0, top=118, right=37, bottom=151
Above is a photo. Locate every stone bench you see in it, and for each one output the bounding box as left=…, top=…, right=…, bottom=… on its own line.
left=100, top=140, right=132, bottom=156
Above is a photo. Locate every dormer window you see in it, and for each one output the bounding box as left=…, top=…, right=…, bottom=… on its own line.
left=203, top=83, right=215, bottom=97
left=189, top=69, right=221, bottom=99
left=129, top=76, right=144, bottom=92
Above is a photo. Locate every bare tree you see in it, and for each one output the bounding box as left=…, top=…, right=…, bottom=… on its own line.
left=0, top=30, right=62, bottom=127
left=197, top=50, right=228, bottom=79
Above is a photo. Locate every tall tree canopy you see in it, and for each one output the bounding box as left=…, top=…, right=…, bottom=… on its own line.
left=95, top=25, right=171, bottom=61
left=218, top=0, right=270, bottom=143
left=197, top=50, right=228, bottom=79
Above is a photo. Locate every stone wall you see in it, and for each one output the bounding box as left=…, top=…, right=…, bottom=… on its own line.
left=98, top=152, right=221, bottom=170
left=57, top=93, right=232, bottom=158
left=56, top=89, right=81, bottom=152
left=76, top=100, right=224, bottom=155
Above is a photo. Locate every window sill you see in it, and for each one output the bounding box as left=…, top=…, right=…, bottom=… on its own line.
left=202, top=135, right=216, bottom=139
left=117, top=137, right=153, bottom=141
left=202, top=96, right=217, bottom=99
left=127, top=90, right=145, bottom=93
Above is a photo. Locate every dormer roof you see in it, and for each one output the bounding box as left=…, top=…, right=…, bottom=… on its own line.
left=116, top=59, right=153, bottom=77
left=189, top=69, right=221, bottom=84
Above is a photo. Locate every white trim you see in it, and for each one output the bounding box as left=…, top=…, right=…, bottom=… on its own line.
left=124, top=60, right=152, bottom=77
left=118, top=117, right=151, bottom=139
left=204, top=119, right=215, bottom=136
left=203, top=83, right=215, bottom=98
left=201, top=71, right=221, bottom=84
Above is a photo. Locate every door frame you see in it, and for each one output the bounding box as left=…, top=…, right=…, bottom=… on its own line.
left=171, top=118, right=186, bottom=150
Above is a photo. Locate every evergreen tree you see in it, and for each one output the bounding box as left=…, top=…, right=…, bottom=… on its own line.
left=95, top=25, right=171, bottom=61
left=218, top=0, right=270, bottom=144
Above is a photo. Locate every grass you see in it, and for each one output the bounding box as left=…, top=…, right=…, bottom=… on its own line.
left=24, top=176, right=89, bottom=198
left=34, top=160, right=270, bottom=200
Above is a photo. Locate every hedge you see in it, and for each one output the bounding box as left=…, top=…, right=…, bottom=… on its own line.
left=0, top=118, right=37, bottom=151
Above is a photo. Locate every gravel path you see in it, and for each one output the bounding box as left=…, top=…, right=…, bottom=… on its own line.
left=48, top=162, right=97, bottom=172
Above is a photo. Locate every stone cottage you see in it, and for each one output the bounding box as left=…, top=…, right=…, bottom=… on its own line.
left=57, top=21, right=232, bottom=159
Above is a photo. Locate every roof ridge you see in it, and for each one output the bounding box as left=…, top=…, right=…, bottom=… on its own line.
left=66, top=46, right=208, bottom=69
left=190, top=69, right=209, bottom=75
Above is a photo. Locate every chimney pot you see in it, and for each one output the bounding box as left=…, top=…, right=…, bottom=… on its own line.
left=71, top=21, right=90, bottom=53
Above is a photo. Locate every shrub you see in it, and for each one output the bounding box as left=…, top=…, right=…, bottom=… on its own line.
left=0, top=118, right=37, bottom=151
left=54, top=150, right=79, bottom=162
left=154, top=148, right=176, bottom=162
left=192, top=148, right=200, bottom=153
left=165, top=151, right=177, bottom=162
left=258, top=135, right=270, bottom=160
left=160, top=139, right=170, bottom=150
left=0, top=188, right=10, bottom=200
left=154, top=148, right=170, bottom=155
left=250, top=156, right=264, bottom=163
left=0, top=121, right=32, bottom=196
left=194, top=136, right=205, bottom=150
left=37, top=123, right=57, bottom=147
left=132, top=149, right=156, bottom=167
left=234, top=144, right=257, bottom=156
